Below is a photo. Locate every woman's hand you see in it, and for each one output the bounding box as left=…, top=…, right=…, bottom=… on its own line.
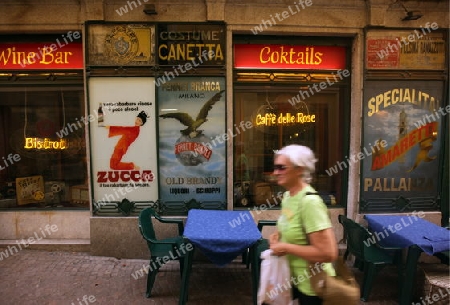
left=269, top=231, right=287, bottom=256
left=269, top=231, right=280, bottom=245
left=270, top=242, right=287, bottom=256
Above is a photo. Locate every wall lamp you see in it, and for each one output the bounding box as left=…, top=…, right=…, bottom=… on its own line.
left=143, top=4, right=157, bottom=15
left=399, top=2, right=423, bottom=21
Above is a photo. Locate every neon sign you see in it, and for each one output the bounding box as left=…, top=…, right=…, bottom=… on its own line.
left=255, top=112, right=315, bottom=126
left=234, top=44, right=346, bottom=70
left=24, top=138, right=68, bottom=150
left=0, top=42, right=83, bottom=70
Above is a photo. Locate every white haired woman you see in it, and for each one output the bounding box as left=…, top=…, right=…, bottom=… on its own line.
left=269, top=145, right=337, bottom=305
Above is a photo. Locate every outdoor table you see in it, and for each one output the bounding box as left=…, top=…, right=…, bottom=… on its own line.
left=179, top=209, right=262, bottom=305
left=364, top=214, right=450, bottom=305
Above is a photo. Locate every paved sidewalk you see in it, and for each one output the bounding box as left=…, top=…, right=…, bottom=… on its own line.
left=0, top=248, right=401, bottom=305
left=0, top=248, right=253, bottom=305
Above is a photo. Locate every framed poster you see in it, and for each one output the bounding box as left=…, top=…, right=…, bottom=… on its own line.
left=366, top=30, right=445, bottom=70
left=88, top=77, right=158, bottom=204
left=361, top=80, right=445, bottom=210
left=16, top=175, right=45, bottom=205
left=158, top=76, right=226, bottom=205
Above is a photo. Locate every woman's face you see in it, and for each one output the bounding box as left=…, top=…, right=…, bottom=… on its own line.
left=273, top=155, right=301, bottom=189
left=135, top=117, right=143, bottom=126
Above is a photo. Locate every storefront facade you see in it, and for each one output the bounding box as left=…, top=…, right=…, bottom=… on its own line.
left=0, top=0, right=448, bottom=258
left=0, top=33, right=90, bottom=249
left=361, top=26, right=448, bottom=217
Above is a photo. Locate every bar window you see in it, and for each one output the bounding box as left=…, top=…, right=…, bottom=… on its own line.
left=233, top=86, right=345, bottom=208
left=0, top=86, right=87, bottom=209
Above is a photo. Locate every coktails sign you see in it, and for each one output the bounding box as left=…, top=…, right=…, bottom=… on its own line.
left=158, top=76, right=226, bottom=204
left=361, top=80, right=445, bottom=209
left=234, top=44, right=346, bottom=70
left=88, top=77, right=158, bottom=204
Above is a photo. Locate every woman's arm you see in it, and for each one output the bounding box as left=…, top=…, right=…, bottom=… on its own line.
left=270, top=227, right=338, bottom=262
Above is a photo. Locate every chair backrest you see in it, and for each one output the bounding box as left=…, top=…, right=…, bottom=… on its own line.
left=257, top=220, right=277, bottom=232
left=338, top=214, right=348, bottom=243
left=342, top=217, right=373, bottom=260
left=338, top=214, right=347, bottom=225
left=138, top=207, right=158, bottom=242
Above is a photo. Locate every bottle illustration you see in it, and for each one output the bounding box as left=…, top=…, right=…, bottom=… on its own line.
left=98, top=103, right=104, bottom=127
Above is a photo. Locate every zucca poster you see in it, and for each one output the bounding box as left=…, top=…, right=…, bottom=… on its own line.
left=362, top=80, right=444, bottom=200
left=88, top=77, right=158, bottom=204
left=157, top=76, right=226, bottom=203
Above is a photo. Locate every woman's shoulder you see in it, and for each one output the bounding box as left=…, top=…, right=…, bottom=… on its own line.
left=302, top=187, right=326, bottom=207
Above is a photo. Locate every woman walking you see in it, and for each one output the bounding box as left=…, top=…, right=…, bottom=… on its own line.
left=269, top=144, right=337, bottom=304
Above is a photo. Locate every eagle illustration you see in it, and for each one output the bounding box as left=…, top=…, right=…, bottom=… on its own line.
left=159, top=90, right=225, bottom=138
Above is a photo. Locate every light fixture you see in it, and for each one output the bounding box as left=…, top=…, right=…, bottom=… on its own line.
left=402, top=10, right=423, bottom=21
left=399, top=2, right=423, bottom=21
left=143, top=4, right=157, bottom=15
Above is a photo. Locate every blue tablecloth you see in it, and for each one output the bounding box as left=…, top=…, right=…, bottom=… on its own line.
left=183, top=209, right=262, bottom=266
left=365, top=215, right=450, bottom=255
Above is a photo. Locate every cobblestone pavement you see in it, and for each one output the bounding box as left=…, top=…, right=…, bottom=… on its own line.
left=0, top=248, right=402, bottom=305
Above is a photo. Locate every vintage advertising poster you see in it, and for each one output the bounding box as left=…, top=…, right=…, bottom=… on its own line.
left=15, top=175, right=45, bottom=205
left=366, top=38, right=400, bottom=69
left=158, top=76, right=226, bottom=203
left=89, top=77, right=158, bottom=204
left=362, top=80, right=444, bottom=201
left=366, top=30, right=445, bottom=70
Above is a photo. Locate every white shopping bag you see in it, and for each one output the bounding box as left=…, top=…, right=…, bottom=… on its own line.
left=257, top=249, right=293, bottom=305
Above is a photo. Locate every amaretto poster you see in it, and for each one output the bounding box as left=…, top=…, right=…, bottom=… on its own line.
left=158, top=76, right=226, bottom=204
left=88, top=77, right=158, bottom=204
left=362, top=80, right=444, bottom=201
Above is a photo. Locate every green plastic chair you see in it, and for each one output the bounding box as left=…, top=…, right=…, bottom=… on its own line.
left=138, top=207, right=186, bottom=298
left=243, top=220, right=277, bottom=269
left=339, top=214, right=402, bottom=302
left=338, top=215, right=352, bottom=263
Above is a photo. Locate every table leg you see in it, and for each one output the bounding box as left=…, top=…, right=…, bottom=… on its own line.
left=179, top=245, right=194, bottom=305
left=251, top=241, right=265, bottom=305
left=399, top=245, right=422, bottom=305
left=250, top=244, right=258, bottom=305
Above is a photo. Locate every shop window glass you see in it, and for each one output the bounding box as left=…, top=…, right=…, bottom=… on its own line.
left=233, top=87, right=345, bottom=208
left=0, top=87, right=87, bottom=209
